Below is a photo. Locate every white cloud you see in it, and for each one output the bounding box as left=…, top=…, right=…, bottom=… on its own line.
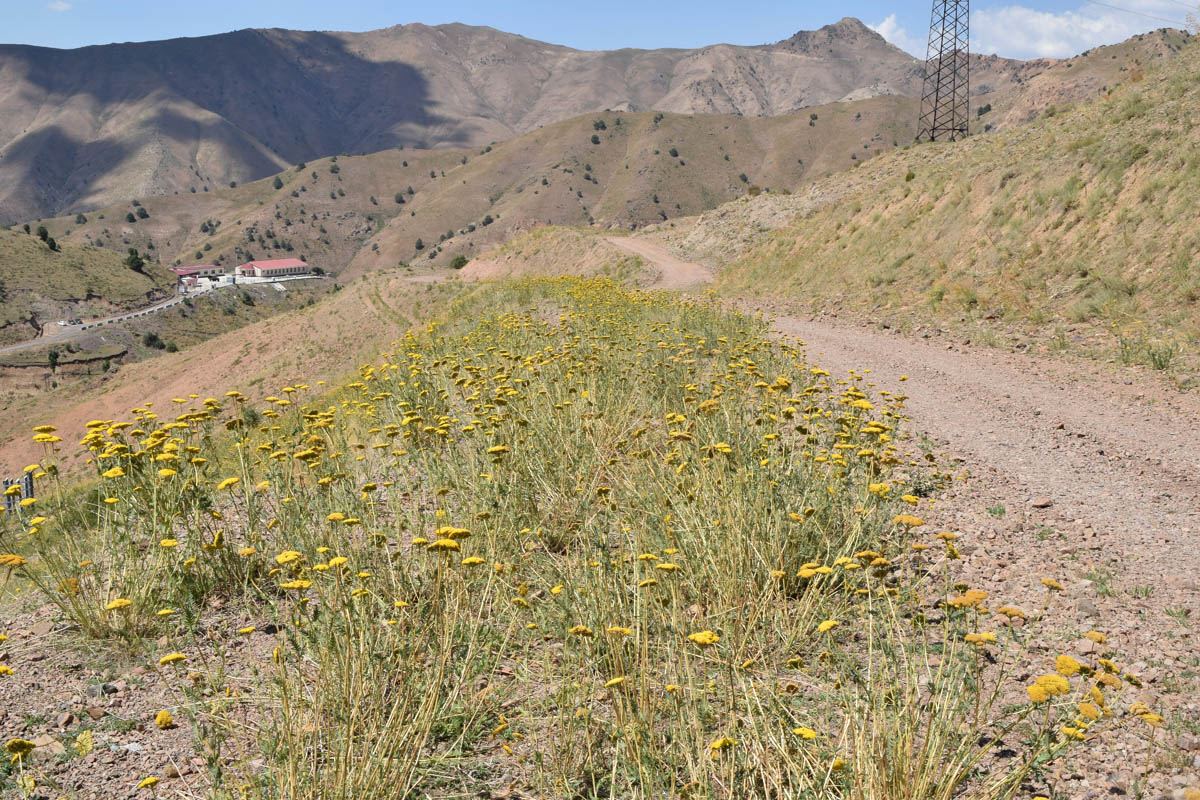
left=973, top=1, right=1195, bottom=59
left=46, top=0, right=73, bottom=10
left=870, top=14, right=927, bottom=58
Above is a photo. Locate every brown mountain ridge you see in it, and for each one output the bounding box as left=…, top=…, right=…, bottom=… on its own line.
left=0, top=17, right=1049, bottom=225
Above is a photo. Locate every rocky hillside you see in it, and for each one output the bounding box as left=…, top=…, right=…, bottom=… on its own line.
left=2, top=17, right=1185, bottom=224
left=34, top=102, right=917, bottom=277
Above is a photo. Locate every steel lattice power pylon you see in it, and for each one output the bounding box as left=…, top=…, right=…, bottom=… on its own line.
left=917, top=0, right=970, bottom=142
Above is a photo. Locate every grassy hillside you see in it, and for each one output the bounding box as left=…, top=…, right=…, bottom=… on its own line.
left=33, top=103, right=916, bottom=277
left=651, top=38, right=1200, bottom=374
left=31, top=147, right=466, bottom=279
left=345, top=102, right=920, bottom=275
left=0, top=228, right=173, bottom=345
left=0, top=268, right=460, bottom=474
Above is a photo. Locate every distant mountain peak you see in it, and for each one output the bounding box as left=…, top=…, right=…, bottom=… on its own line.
left=776, top=17, right=894, bottom=54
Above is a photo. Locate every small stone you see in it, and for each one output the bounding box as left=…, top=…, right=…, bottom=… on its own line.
left=87, top=683, right=117, bottom=698
left=1032, top=497, right=1053, bottom=509
left=164, top=764, right=181, bottom=779
left=85, top=706, right=107, bottom=720
left=32, top=733, right=67, bottom=758
left=1077, top=598, right=1100, bottom=618
left=55, top=712, right=75, bottom=729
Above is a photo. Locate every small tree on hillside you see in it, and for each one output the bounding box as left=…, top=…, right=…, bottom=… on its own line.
left=36, top=225, right=48, bottom=241
left=125, top=248, right=146, bottom=274
left=273, top=176, right=284, bottom=190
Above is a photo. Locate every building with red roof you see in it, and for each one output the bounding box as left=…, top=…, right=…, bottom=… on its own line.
left=235, top=258, right=309, bottom=278
left=169, top=265, right=229, bottom=289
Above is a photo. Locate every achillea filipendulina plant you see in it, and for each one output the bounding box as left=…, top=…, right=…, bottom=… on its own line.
left=4, top=277, right=1146, bottom=799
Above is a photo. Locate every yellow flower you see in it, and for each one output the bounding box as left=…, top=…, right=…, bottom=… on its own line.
left=793, top=727, right=818, bottom=740
left=156, top=609, right=175, bottom=617
left=892, top=514, right=925, bottom=528
left=5, top=738, right=35, bottom=759
left=137, top=776, right=160, bottom=790
left=605, top=626, right=633, bottom=636
left=604, top=676, right=626, bottom=688
left=217, top=477, right=241, bottom=491
left=157, top=468, right=177, bottom=478
left=462, top=556, right=485, bottom=566
left=1027, top=684, right=1050, bottom=703
left=1056, top=654, right=1081, bottom=677
left=105, top=598, right=132, bottom=611
left=1035, top=673, right=1071, bottom=696
left=238, top=626, right=255, bottom=635
left=1041, top=578, right=1064, bottom=592
left=965, top=632, right=997, bottom=644
left=426, top=538, right=460, bottom=552
left=158, top=653, right=186, bottom=666
left=816, top=620, right=840, bottom=633
left=154, top=710, right=173, bottom=729
left=1083, top=631, right=1107, bottom=644
left=159, top=539, right=179, bottom=548
left=709, top=737, right=737, bottom=752
left=687, top=630, right=719, bottom=647
left=102, top=466, right=126, bottom=479
left=568, top=625, right=594, bottom=637
left=275, top=550, right=302, bottom=565
left=280, top=579, right=312, bottom=590
left=486, top=445, right=510, bottom=455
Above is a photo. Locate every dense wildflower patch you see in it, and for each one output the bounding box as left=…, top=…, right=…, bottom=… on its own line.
left=3, top=278, right=1154, bottom=799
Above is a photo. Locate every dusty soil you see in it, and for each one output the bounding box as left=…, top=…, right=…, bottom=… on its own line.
left=604, top=236, right=711, bottom=289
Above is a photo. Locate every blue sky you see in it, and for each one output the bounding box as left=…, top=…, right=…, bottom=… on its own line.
left=6, top=0, right=1196, bottom=59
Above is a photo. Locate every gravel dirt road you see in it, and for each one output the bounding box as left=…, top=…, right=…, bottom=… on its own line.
left=627, top=235, right=1200, bottom=797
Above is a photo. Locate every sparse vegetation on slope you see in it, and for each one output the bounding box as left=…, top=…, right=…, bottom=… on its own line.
left=36, top=104, right=915, bottom=278
left=0, top=228, right=173, bottom=345
left=662, top=37, right=1200, bottom=373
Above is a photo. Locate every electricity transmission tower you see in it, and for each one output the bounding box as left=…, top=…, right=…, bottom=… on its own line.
left=917, top=0, right=970, bottom=142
